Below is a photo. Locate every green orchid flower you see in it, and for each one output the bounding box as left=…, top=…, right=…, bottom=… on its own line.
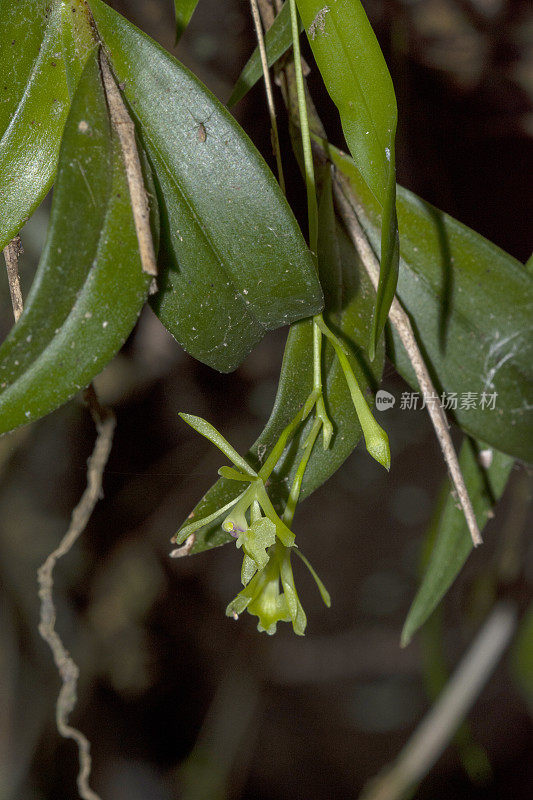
left=226, top=543, right=307, bottom=635
left=235, top=515, right=277, bottom=585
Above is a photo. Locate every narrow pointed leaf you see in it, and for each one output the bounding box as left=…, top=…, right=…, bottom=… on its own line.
left=0, top=49, right=155, bottom=433
left=331, top=144, right=533, bottom=463
left=179, top=413, right=257, bottom=476
left=227, top=2, right=304, bottom=107
left=174, top=0, right=199, bottom=43
left=174, top=179, right=384, bottom=554
left=88, top=0, right=323, bottom=372
left=401, top=440, right=514, bottom=646
left=296, top=0, right=399, bottom=357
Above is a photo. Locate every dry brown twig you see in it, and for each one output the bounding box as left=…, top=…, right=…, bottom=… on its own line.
left=359, top=602, right=516, bottom=800
left=332, top=177, right=482, bottom=546
left=3, top=235, right=24, bottom=322
left=99, top=51, right=157, bottom=282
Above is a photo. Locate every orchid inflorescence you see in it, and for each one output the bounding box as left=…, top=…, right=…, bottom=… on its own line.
left=171, top=322, right=390, bottom=635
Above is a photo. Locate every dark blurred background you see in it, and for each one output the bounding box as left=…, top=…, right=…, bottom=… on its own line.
left=0, top=1, right=532, bottom=798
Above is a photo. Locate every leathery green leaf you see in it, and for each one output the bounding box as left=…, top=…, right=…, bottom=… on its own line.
left=0, top=0, right=96, bottom=249
left=227, top=1, right=304, bottom=107
left=60, top=0, right=99, bottom=95
left=401, top=440, right=514, bottom=646
left=0, top=1, right=69, bottom=248
left=175, top=173, right=384, bottom=554
left=296, top=0, right=399, bottom=358
left=331, top=144, right=533, bottom=464
left=88, top=0, right=323, bottom=372
left=174, top=0, right=199, bottom=43
left=0, top=49, right=155, bottom=434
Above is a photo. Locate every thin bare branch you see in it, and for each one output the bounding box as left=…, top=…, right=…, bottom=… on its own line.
left=360, top=603, right=517, bottom=800
left=250, top=0, right=286, bottom=193
left=3, top=236, right=24, bottom=322
left=37, top=395, right=115, bottom=800
left=99, top=52, right=157, bottom=279
left=333, top=175, right=482, bottom=546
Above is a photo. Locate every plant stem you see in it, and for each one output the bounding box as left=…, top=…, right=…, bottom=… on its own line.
left=313, top=318, right=333, bottom=447
left=249, top=0, right=286, bottom=194
left=258, top=388, right=319, bottom=481
left=288, top=0, right=332, bottom=448
left=282, top=415, right=322, bottom=525
left=288, top=0, right=317, bottom=253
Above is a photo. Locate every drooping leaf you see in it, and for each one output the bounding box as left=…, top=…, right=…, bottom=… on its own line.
left=88, top=0, right=323, bottom=372
left=174, top=0, right=199, bottom=43
left=296, top=0, right=399, bottom=358
left=330, top=144, right=533, bottom=464
left=0, top=48, right=156, bottom=434
left=227, top=1, right=304, bottom=108
left=175, top=176, right=384, bottom=554
left=401, top=440, right=514, bottom=646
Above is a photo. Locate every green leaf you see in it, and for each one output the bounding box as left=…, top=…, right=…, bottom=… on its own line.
left=0, top=0, right=96, bottom=250
left=179, top=413, right=257, bottom=476
left=174, top=179, right=384, bottom=554
left=296, top=0, right=399, bottom=358
left=174, top=0, right=199, bottom=43
left=0, top=1, right=68, bottom=249
left=0, top=48, right=155, bottom=434
left=331, top=144, right=533, bottom=464
left=227, top=2, right=303, bottom=107
left=401, top=440, right=514, bottom=646
left=87, top=0, right=323, bottom=372
left=60, top=0, right=98, bottom=95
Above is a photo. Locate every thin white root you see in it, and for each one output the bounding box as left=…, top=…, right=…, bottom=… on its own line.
left=333, top=175, right=482, bottom=546
left=37, top=395, right=115, bottom=800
